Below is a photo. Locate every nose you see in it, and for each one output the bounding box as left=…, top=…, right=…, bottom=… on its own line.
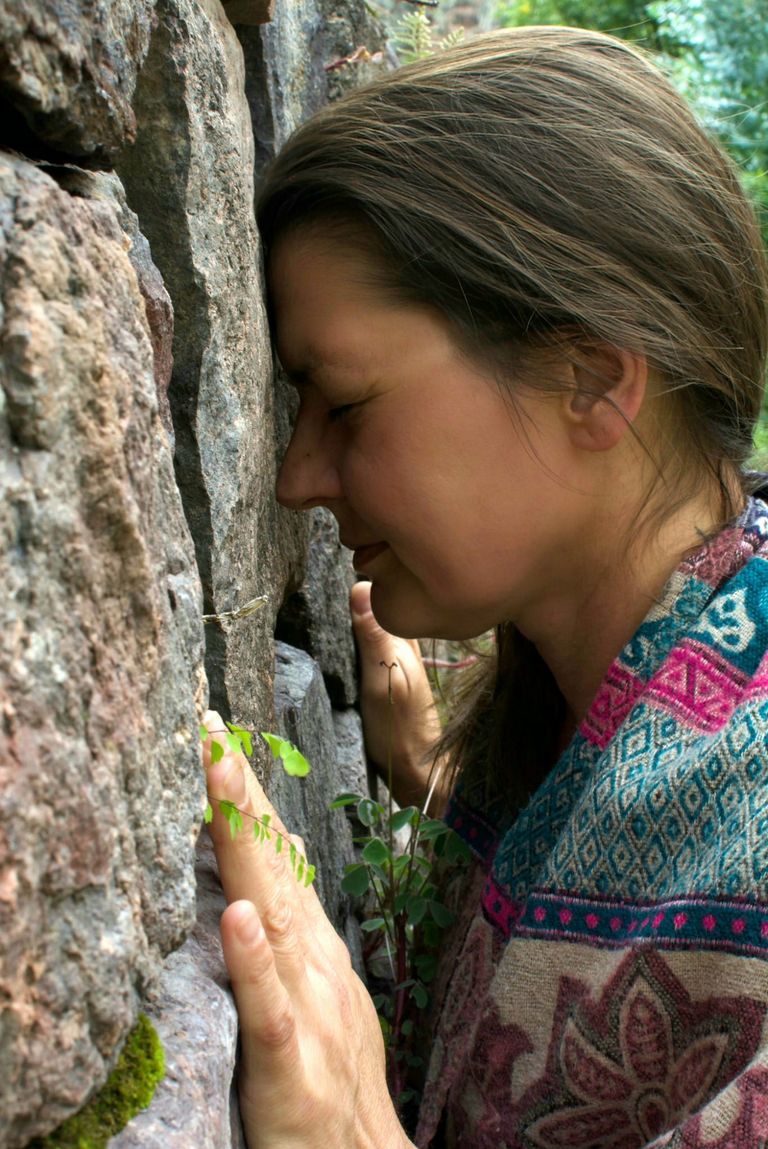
left=275, top=403, right=343, bottom=511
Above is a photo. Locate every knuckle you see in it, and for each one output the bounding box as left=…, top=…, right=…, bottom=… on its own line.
left=258, top=1002, right=297, bottom=1052
left=261, top=895, right=295, bottom=946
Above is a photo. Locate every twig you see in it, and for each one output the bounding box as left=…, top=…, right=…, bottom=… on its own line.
left=203, top=595, right=268, bottom=623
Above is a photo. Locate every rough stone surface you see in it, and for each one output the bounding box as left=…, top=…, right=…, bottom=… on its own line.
left=239, top=0, right=387, bottom=177
left=0, top=0, right=158, bottom=162
left=109, top=838, right=245, bottom=1149
left=0, top=0, right=390, bottom=1143
left=333, top=707, right=369, bottom=798
left=271, top=642, right=364, bottom=974
left=51, top=166, right=175, bottom=445
left=278, top=508, right=359, bottom=707
left=115, top=646, right=366, bottom=1147
left=0, top=153, right=205, bottom=1148
left=223, top=0, right=275, bottom=25
left=116, top=0, right=308, bottom=740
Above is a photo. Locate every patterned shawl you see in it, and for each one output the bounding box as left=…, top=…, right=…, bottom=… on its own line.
left=416, top=497, right=768, bottom=1149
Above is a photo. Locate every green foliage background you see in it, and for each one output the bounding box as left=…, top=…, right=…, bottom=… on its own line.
left=493, top=0, right=768, bottom=464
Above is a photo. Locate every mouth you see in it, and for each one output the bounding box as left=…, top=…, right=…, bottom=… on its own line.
left=351, top=541, right=389, bottom=570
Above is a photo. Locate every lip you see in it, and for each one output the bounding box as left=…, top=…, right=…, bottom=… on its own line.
left=352, top=542, right=389, bottom=569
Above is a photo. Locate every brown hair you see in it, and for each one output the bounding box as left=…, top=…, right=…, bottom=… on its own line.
left=258, top=26, right=768, bottom=809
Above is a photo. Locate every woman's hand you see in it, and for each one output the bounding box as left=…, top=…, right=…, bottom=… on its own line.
left=203, top=710, right=413, bottom=1149
left=350, top=581, right=445, bottom=811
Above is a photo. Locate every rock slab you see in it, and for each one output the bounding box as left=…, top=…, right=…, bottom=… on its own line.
left=109, top=838, right=245, bottom=1149
left=0, top=153, right=205, bottom=1149
left=0, top=0, right=158, bottom=161
left=271, top=642, right=363, bottom=973
left=116, top=0, right=307, bottom=736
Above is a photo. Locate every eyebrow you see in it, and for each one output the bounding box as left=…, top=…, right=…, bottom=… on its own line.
left=279, top=357, right=353, bottom=389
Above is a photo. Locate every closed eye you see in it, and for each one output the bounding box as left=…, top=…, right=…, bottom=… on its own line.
left=328, top=403, right=356, bottom=423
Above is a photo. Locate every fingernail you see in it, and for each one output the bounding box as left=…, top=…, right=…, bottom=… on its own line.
left=207, top=745, right=246, bottom=805
left=233, top=902, right=263, bottom=946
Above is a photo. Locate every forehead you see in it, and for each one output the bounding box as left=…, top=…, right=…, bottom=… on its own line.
left=267, top=228, right=407, bottom=372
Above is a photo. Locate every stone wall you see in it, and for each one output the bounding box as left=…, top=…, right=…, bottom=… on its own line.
left=0, top=2, right=385, bottom=1146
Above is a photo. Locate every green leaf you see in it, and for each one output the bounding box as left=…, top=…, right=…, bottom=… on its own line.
left=428, top=900, right=455, bottom=928
left=304, top=864, right=316, bottom=887
left=391, top=854, right=411, bottom=879
left=356, top=797, right=383, bottom=827
left=289, top=842, right=297, bottom=869
left=210, top=740, right=224, bottom=764
left=417, top=818, right=449, bottom=841
left=445, top=831, right=472, bottom=864
left=219, top=800, right=243, bottom=840
left=362, top=837, right=391, bottom=867
left=275, top=834, right=283, bottom=854
left=297, top=858, right=305, bottom=881
left=391, top=806, right=420, bottom=832
left=199, top=724, right=209, bottom=742
left=407, top=1054, right=424, bottom=1068
left=410, top=981, right=429, bottom=1010
left=260, top=732, right=286, bottom=758
left=400, top=1019, right=413, bottom=1037
left=281, top=747, right=311, bottom=777
left=227, top=723, right=253, bottom=756
left=203, top=801, right=213, bottom=824
left=414, top=953, right=437, bottom=982
left=225, top=731, right=241, bottom=755
left=360, top=917, right=386, bottom=933
left=341, top=863, right=370, bottom=897
left=406, top=897, right=427, bottom=926
left=329, top=792, right=362, bottom=810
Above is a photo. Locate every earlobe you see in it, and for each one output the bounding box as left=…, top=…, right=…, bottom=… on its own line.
left=566, top=346, right=648, bottom=452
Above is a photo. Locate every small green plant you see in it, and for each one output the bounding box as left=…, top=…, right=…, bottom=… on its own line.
left=28, top=1013, right=164, bottom=1148
left=391, top=9, right=465, bottom=63
left=202, top=695, right=469, bottom=1112
left=331, top=663, right=470, bottom=1111
left=200, top=722, right=316, bottom=887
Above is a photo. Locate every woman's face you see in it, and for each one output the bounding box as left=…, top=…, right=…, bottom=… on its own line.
left=270, top=229, right=584, bottom=640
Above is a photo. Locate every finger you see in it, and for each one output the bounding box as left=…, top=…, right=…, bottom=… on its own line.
left=220, top=901, right=302, bottom=1083
left=350, top=585, right=424, bottom=695
left=289, top=833, right=352, bottom=967
left=204, top=709, right=287, bottom=835
left=204, top=713, right=301, bottom=904
left=350, top=580, right=418, bottom=657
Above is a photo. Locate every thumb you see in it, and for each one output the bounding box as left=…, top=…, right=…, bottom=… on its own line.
left=349, top=581, right=394, bottom=654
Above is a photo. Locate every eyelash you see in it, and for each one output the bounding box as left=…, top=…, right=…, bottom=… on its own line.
left=328, top=403, right=356, bottom=423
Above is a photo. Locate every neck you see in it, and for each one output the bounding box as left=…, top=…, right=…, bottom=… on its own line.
left=519, top=492, right=728, bottom=725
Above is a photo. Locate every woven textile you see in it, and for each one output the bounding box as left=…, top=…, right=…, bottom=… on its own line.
left=416, top=499, right=768, bottom=1149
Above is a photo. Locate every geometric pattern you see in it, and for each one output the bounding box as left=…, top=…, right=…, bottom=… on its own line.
left=450, top=498, right=768, bottom=910
left=499, top=886, right=768, bottom=958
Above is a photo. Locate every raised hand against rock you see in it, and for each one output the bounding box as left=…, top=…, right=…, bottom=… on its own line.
left=203, top=711, right=413, bottom=1149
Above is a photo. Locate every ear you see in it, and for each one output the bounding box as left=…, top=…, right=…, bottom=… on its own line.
left=563, top=344, right=648, bottom=452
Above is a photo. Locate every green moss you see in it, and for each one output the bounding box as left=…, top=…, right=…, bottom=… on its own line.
left=28, top=1014, right=165, bottom=1149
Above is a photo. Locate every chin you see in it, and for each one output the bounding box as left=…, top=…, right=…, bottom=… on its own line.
left=369, top=582, right=493, bottom=642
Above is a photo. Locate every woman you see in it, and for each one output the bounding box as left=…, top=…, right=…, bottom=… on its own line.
left=204, top=25, right=768, bottom=1148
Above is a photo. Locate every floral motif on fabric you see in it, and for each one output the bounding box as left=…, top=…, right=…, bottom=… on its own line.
left=448, top=951, right=765, bottom=1149
left=415, top=913, right=504, bottom=1147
